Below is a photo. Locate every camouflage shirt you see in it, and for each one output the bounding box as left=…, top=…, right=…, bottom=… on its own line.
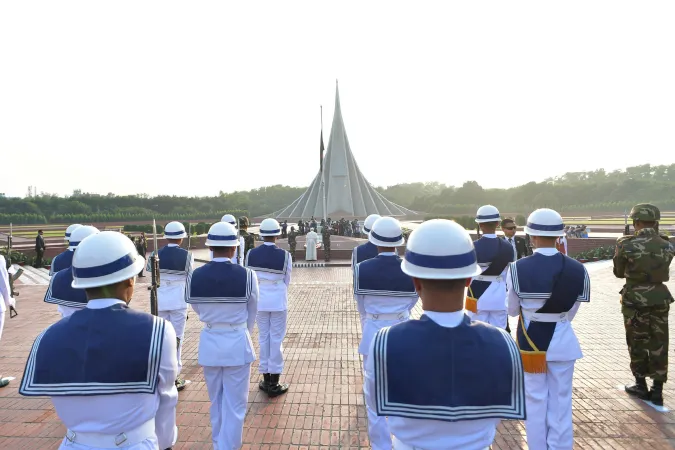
left=288, top=230, right=298, bottom=245
left=321, top=228, right=331, bottom=243
left=240, top=230, right=256, bottom=256
left=613, top=227, right=674, bottom=307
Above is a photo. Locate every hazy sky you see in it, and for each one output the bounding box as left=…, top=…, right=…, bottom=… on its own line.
left=1, top=1, right=674, bottom=198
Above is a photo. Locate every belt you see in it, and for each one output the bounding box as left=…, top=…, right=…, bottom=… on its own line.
left=393, top=436, right=488, bottom=450
left=259, top=279, right=284, bottom=285
left=205, top=322, right=247, bottom=330
left=65, top=419, right=154, bottom=447
left=365, top=311, right=410, bottom=321
left=474, top=274, right=502, bottom=283
left=522, top=310, right=569, bottom=323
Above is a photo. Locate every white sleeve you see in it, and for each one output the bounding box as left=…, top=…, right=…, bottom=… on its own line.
left=284, top=255, right=292, bottom=287
left=355, top=294, right=366, bottom=318
left=506, top=267, right=521, bottom=317
left=49, top=256, right=55, bottom=276
left=239, top=237, right=245, bottom=266
left=247, top=271, right=259, bottom=333
left=363, top=335, right=378, bottom=415
left=408, top=295, right=419, bottom=313
left=0, top=256, right=13, bottom=310
left=155, top=322, right=179, bottom=450
left=351, top=248, right=357, bottom=269
left=567, top=302, right=581, bottom=322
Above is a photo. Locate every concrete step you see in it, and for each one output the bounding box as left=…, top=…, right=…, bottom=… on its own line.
left=15, top=265, right=51, bottom=285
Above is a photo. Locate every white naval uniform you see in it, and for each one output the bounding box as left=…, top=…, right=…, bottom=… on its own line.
left=44, top=268, right=88, bottom=319
left=187, top=258, right=259, bottom=450
left=24, top=299, right=179, bottom=450
left=471, top=234, right=511, bottom=329
left=0, top=255, right=16, bottom=342
left=247, top=242, right=292, bottom=375
left=355, top=252, right=418, bottom=450
left=351, top=242, right=387, bottom=331
left=507, top=247, right=588, bottom=450
left=364, top=310, right=508, bottom=450
left=149, top=244, right=194, bottom=375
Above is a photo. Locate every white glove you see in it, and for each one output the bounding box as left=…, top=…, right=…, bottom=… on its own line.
left=8, top=297, right=16, bottom=308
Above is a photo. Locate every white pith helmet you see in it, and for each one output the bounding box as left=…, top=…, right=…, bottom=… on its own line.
left=164, top=221, right=187, bottom=239
left=475, top=205, right=501, bottom=224
left=363, top=214, right=381, bottom=235
left=221, top=214, right=236, bottom=225
left=402, top=219, right=482, bottom=280
left=259, top=218, right=281, bottom=237
left=65, top=224, right=82, bottom=241
left=205, top=222, right=240, bottom=247
left=69, top=225, right=100, bottom=250
left=369, top=217, right=405, bottom=247
left=524, top=208, right=566, bottom=237
left=71, top=231, right=145, bottom=289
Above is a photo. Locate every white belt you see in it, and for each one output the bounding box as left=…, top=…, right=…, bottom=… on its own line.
left=474, top=274, right=502, bottom=283
left=65, top=418, right=155, bottom=447
left=206, top=322, right=247, bottom=330
left=365, top=311, right=410, bottom=321
left=259, top=279, right=283, bottom=285
left=393, top=436, right=488, bottom=450
left=522, top=310, right=569, bottom=323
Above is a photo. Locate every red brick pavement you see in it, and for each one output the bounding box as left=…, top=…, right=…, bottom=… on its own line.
left=2, top=263, right=675, bottom=449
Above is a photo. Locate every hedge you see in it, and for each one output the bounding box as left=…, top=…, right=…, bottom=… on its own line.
left=0, top=210, right=248, bottom=225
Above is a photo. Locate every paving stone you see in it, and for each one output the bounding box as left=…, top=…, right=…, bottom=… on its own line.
left=2, top=264, right=675, bottom=448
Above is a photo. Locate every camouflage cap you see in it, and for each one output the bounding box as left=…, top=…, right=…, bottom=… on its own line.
left=238, top=216, right=250, bottom=227
left=629, top=203, right=661, bottom=221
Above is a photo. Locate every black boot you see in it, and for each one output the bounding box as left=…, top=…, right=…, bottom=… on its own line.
left=650, top=380, right=664, bottom=406
left=0, top=376, right=9, bottom=388
left=258, top=373, right=271, bottom=393
left=268, top=374, right=289, bottom=398
left=625, top=377, right=650, bottom=400
left=175, top=377, right=187, bottom=391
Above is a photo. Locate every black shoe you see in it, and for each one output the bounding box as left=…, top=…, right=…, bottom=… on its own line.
left=625, top=377, right=650, bottom=400
left=258, top=373, right=271, bottom=393
left=175, top=377, right=187, bottom=391
left=268, top=374, right=289, bottom=398
left=0, top=377, right=10, bottom=388
left=651, top=380, right=664, bottom=406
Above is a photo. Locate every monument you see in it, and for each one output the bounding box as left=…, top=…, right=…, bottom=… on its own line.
left=268, top=83, right=419, bottom=220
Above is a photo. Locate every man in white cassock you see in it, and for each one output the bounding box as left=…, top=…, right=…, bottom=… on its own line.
left=305, top=228, right=318, bottom=261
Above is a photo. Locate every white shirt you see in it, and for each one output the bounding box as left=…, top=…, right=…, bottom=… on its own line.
left=148, top=244, right=194, bottom=312
left=504, top=235, right=518, bottom=260
left=364, top=310, right=500, bottom=449
left=475, top=235, right=509, bottom=312
left=51, top=299, right=178, bottom=449
left=506, top=247, right=585, bottom=361
left=355, top=252, right=418, bottom=355
left=0, top=255, right=15, bottom=313
left=250, top=243, right=292, bottom=312
left=191, top=258, right=259, bottom=367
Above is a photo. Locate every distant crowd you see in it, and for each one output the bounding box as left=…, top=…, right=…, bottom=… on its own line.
left=279, top=217, right=361, bottom=238
left=565, top=225, right=590, bottom=238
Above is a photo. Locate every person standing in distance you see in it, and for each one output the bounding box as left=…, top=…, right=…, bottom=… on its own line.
left=245, top=218, right=292, bottom=397
left=355, top=217, right=418, bottom=450
left=19, top=231, right=179, bottom=449
left=364, top=219, right=525, bottom=449
left=221, top=214, right=245, bottom=266
left=500, top=218, right=530, bottom=260
left=34, top=229, right=46, bottom=268
left=507, top=208, right=589, bottom=449
left=186, top=222, right=259, bottom=449
left=468, top=205, right=514, bottom=329
left=614, top=203, right=674, bottom=406
left=50, top=224, right=82, bottom=276
left=44, top=226, right=100, bottom=318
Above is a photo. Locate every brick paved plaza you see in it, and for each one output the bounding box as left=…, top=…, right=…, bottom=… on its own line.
left=2, top=262, right=675, bottom=449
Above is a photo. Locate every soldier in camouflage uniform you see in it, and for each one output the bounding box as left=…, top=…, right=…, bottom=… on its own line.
left=613, top=203, right=674, bottom=406
left=322, top=226, right=331, bottom=262
left=239, top=217, right=256, bottom=258
left=287, top=226, right=298, bottom=261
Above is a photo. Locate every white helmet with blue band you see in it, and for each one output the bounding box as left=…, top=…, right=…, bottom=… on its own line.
left=475, top=205, right=501, bottom=224
left=259, top=218, right=281, bottom=237
left=401, top=219, right=482, bottom=280
left=369, top=217, right=405, bottom=247
left=164, top=221, right=187, bottom=239
left=65, top=224, right=82, bottom=241
left=524, top=208, right=566, bottom=237
left=221, top=214, right=236, bottom=225
left=68, top=225, right=100, bottom=250
left=363, top=214, right=381, bottom=235
left=71, top=231, right=146, bottom=289
left=205, top=222, right=240, bottom=247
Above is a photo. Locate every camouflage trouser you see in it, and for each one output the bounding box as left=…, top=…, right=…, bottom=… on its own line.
left=289, top=244, right=296, bottom=261
left=324, top=243, right=331, bottom=262
left=622, top=304, right=670, bottom=382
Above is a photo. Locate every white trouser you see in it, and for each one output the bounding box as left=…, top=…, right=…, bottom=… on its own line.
left=363, top=355, right=392, bottom=450
left=159, top=308, right=188, bottom=375
left=0, top=310, right=4, bottom=342
left=356, top=297, right=366, bottom=331
left=473, top=309, right=508, bottom=329
left=525, top=360, right=575, bottom=450
left=203, top=364, right=251, bottom=450
left=393, top=436, right=489, bottom=450
left=58, top=305, right=81, bottom=318
left=257, top=310, right=287, bottom=374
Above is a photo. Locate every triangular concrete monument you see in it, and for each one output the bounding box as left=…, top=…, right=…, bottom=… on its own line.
left=269, top=83, right=419, bottom=220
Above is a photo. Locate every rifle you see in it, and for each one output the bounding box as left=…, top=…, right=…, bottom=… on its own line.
left=187, top=223, right=192, bottom=250
left=6, top=223, right=18, bottom=318
left=148, top=219, right=160, bottom=316
left=236, top=217, right=242, bottom=265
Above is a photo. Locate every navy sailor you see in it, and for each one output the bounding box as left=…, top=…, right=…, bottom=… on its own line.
left=221, top=214, right=246, bottom=265
left=355, top=216, right=418, bottom=450
left=245, top=218, right=292, bottom=397
left=147, top=221, right=194, bottom=391
left=507, top=208, right=589, bottom=449
left=468, top=205, right=514, bottom=329
left=44, top=226, right=99, bottom=318
left=352, top=213, right=381, bottom=329
left=49, top=223, right=82, bottom=276
left=20, top=231, right=179, bottom=450
left=187, top=222, right=259, bottom=449
left=364, top=219, right=526, bottom=450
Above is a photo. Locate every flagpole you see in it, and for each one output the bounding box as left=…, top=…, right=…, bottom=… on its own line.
left=321, top=105, right=327, bottom=222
